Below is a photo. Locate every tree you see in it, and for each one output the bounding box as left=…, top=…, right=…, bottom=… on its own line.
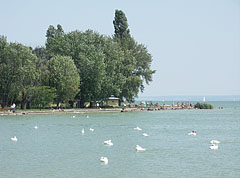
left=46, top=24, right=65, bottom=59
left=99, top=37, right=125, bottom=100
left=0, top=36, right=14, bottom=107
left=194, top=102, right=214, bottom=109
left=113, top=10, right=131, bottom=46
left=113, top=9, right=155, bottom=102
left=46, top=28, right=107, bottom=107
left=45, top=14, right=155, bottom=105
left=0, top=37, right=38, bottom=109
left=32, top=46, right=48, bottom=62
left=48, top=55, right=80, bottom=107
left=66, top=30, right=107, bottom=107
left=32, top=46, right=50, bottom=87
left=16, top=44, right=39, bottom=109
left=133, top=43, right=156, bottom=91
left=30, top=86, right=56, bottom=110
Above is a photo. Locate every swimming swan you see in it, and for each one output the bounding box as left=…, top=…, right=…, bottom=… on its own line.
left=100, top=157, right=108, bottom=164
left=142, top=133, right=149, bottom=137
left=210, top=140, right=220, bottom=144
left=136, top=145, right=146, bottom=151
left=34, top=126, right=38, bottom=129
left=104, top=140, right=113, bottom=146
left=89, top=128, right=94, bottom=132
left=82, top=128, right=85, bottom=134
left=11, top=136, right=18, bottom=142
left=134, top=127, right=142, bottom=131
left=188, top=130, right=196, bottom=136
left=210, top=144, right=218, bottom=150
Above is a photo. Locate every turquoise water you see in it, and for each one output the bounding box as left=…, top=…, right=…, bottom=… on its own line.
left=0, top=102, right=240, bottom=178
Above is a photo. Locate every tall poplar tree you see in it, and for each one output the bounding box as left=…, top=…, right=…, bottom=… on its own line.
left=113, top=9, right=155, bottom=102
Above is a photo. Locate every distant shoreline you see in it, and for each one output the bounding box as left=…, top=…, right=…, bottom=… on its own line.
left=136, top=95, right=240, bottom=102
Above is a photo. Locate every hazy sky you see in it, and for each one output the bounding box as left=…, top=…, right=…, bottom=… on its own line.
left=1, top=0, right=239, bottom=97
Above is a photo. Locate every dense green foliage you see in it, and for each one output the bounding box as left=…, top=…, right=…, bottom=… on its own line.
left=0, top=36, right=39, bottom=109
left=113, top=10, right=155, bottom=100
left=48, top=55, right=80, bottom=106
left=0, top=10, right=155, bottom=109
left=30, top=86, right=56, bottom=109
left=194, top=102, right=214, bottom=109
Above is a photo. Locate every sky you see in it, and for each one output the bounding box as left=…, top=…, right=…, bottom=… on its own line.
left=0, top=0, right=239, bottom=97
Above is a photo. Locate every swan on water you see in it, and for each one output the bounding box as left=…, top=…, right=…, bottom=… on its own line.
left=34, top=126, right=38, bottom=129
left=104, top=140, right=113, bottom=146
left=100, top=157, right=108, bottom=164
left=89, top=128, right=94, bottom=132
left=142, top=133, right=149, bottom=137
left=72, top=116, right=76, bottom=118
left=210, top=140, right=220, bottom=144
left=82, top=128, right=85, bottom=134
left=188, top=130, right=196, bottom=136
left=134, top=127, right=142, bottom=131
left=11, top=136, right=18, bottom=142
left=86, top=115, right=89, bottom=118
left=136, top=145, right=146, bottom=151
left=210, top=144, right=218, bottom=150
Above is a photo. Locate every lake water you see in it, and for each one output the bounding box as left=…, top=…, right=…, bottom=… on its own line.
left=0, top=102, right=240, bottom=178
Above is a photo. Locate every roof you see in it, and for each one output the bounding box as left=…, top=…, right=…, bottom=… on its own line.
left=108, top=95, right=119, bottom=100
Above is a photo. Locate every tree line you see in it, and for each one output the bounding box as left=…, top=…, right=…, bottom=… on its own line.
left=0, top=10, right=155, bottom=109
left=194, top=102, right=214, bottom=109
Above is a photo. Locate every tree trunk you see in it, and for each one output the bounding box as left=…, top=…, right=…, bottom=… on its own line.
left=80, top=100, right=85, bottom=108
left=21, top=102, right=27, bottom=110
left=21, top=91, right=27, bottom=110
left=1, top=95, right=9, bottom=108
left=69, top=101, right=74, bottom=108
left=90, top=102, right=94, bottom=108
left=1, top=102, right=8, bottom=108
left=27, top=103, right=30, bottom=109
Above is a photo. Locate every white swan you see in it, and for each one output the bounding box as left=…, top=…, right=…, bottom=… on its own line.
left=11, top=136, right=18, bottom=142
left=188, top=130, right=196, bottom=136
left=134, top=127, right=142, bottom=131
left=100, top=156, right=108, bottom=164
left=142, top=133, right=149, bottom=137
left=34, top=126, right=38, bottom=129
left=72, top=116, right=76, bottom=118
left=86, top=115, right=89, bottom=118
left=104, top=140, right=113, bottom=146
left=89, top=128, right=94, bottom=132
left=210, top=140, right=220, bottom=144
left=136, top=145, right=146, bottom=151
left=81, top=128, right=85, bottom=134
left=210, top=144, right=218, bottom=150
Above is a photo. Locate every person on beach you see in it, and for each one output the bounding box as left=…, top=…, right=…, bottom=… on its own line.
left=10, top=103, right=16, bottom=113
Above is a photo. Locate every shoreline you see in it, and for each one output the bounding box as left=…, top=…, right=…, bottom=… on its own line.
left=0, top=108, right=142, bottom=116
left=0, top=107, right=203, bottom=116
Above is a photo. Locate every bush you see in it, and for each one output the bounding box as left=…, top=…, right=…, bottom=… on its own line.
left=194, top=102, right=213, bottom=109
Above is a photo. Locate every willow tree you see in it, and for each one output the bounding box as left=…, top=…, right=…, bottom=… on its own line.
left=0, top=36, right=39, bottom=109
